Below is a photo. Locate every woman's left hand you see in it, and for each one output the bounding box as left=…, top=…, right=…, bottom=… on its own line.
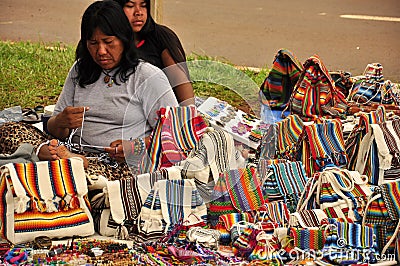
left=104, top=139, right=131, bottom=162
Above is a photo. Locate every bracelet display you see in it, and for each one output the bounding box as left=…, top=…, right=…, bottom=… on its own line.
left=129, top=138, right=146, bottom=155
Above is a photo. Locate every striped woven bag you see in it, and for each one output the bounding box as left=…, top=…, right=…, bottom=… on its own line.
left=140, top=106, right=207, bottom=173
left=297, top=118, right=348, bottom=177
left=323, top=220, right=378, bottom=264
left=0, top=158, right=94, bottom=244
left=345, top=105, right=386, bottom=173
left=260, top=49, right=303, bottom=109
left=287, top=55, right=348, bottom=121
left=208, top=167, right=265, bottom=226
left=363, top=180, right=400, bottom=257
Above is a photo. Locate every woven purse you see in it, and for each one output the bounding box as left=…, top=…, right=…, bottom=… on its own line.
left=208, top=167, right=265, bottom=226
left=297, top=167, right=373, bottom=223
left=348, top=63, right=400, bottom=105
left=267, top=161, right=308, bottom=212
left=260, top=49, right=303, bottom=109
left=0, top=158, right=94, bottom=244
left=297, top=118, right=348, bottom=177
left=363, top=180, right=400, bottom=257
left=137, top=178, right=207, bottom=243
left=287, top=55, right=348, bottom=121
left=140, top=106, right=207, bottom=173
left=323, top=220, right=377, bottom=264
left=345, top=105, right=386, bottom=173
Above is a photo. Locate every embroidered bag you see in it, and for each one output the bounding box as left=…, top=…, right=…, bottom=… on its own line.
left=0, top=158, right=94, bottom=244
left=297, top=118, right=348, bottom=177
left=287, top=55, right=348, bottom=121
left=260, top=49, right=303, bottom=109
left=208, top=167, right=265, bottom=226
left=140, top=106, right=207, bottom=173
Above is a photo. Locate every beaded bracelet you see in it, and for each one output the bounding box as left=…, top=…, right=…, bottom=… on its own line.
left=130, top=138, right=146, bottom=155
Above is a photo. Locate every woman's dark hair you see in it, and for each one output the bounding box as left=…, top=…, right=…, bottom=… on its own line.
left=113, top=0, right=187, bottom=64
left=75, top=0, right=139, bottom=87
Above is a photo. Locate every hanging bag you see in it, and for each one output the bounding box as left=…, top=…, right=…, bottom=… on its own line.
left=286, top=55, right=348, bottom=121
left=0, top=158, right=94, bottom=244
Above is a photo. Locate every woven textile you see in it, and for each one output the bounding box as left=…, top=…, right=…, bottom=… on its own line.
left=0, top=158, right=94, bottom=244
left=298, top=119, right=347, bottom=177
left=297, top=168, right=372, bottom=222
left=323, top=220, right=377, bottom=264
left=288, top=55, right=348, bottom=121
left=209, top=168, right=265, bottom=225
left=290, top=227, right=326, bottom=251
left=140, top=106, right=207, bottom=173
left=269, top=161, right=308, bottom=212
left=289, top=209, right=328, bottom=228
left=363, top=180, right=400, bottom=255
left=138, top=179, right=207, bottom=242
left=258, top=201, right=290, bottom=227
left=260, top=49, right=303, bottom=109
left=345, top=106, right=386, bottom=173
left=177, top=128, right=244, bottom=184
left=259, top=115, right=303, bottom=160
left=215, top=212, right=253, bottom=244
left=355, top=119, right=400, bottom=185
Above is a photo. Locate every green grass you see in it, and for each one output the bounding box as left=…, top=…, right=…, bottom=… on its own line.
left=0, top=41, right=269, bottom=115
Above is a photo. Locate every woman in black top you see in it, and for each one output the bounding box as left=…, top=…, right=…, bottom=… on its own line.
left=113, top=0, right=195, bottom=105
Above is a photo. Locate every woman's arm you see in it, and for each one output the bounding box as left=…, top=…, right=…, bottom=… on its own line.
left=161, top=49, right=195, bottom=106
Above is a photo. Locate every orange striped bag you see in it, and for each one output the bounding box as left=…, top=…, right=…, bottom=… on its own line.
left=0, top=157, right=94, bottom=244
left=287, top=55, right=348, bottom=121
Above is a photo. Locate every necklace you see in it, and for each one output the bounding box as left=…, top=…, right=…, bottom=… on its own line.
left=102, top=69, right=114, bottom=87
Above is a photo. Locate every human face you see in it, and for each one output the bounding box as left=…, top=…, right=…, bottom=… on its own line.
left=123, top=0, right=148, bottom=33
left=87, top=28, right=124, bottom=70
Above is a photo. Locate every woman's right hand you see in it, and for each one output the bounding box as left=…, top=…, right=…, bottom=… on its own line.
left=47, top=106, right=89, bottom=139
left=55, top=106, right=89, bottom=129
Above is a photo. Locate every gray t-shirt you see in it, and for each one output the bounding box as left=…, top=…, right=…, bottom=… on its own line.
left=53, top=61, right=178, bottom=149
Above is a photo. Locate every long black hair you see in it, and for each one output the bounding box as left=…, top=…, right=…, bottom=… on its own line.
left=75, top=0, right=139, bottom=87
left=113, top=0, right=187, bottom=65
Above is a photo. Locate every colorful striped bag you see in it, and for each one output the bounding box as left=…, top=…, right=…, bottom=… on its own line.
left=208, top=167, right=265, bottom=226
left=297, top=118, right=348, bottom=177
left=286, top=55, right=348, bottom=121
left=140, top=106, right=207, bottom=173
left=0, top=158, right=94, bottom=244
left=363, top=180, right=400, bottom=258
left=260, top=49, right=303, bottom=109
left=297, top=167, right=373, bottom=223
left=258, top=114, right=303, bottom=160
left=345, top=105, right=386, bottom=173
left=355, top=118, right=400, bottom=185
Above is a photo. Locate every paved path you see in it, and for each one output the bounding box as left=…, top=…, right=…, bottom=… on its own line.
left=1, top=0, right=399, bottom=80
